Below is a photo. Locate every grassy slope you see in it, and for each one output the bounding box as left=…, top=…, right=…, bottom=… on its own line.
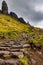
left=0, top=14, right=31, bottom=39
left=0, top=14, right=43, bottom=46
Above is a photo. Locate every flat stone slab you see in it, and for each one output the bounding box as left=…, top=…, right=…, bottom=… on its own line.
left=0, top=59, right=21, bottom=65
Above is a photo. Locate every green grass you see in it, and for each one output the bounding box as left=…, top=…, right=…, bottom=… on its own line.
left=20, top=57, right=28, bottom=65
left=0, top=14, right=31, bottom=32
left=0, top=14, right=31, bottom=39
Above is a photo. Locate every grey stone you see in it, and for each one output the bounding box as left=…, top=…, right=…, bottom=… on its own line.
left=31, top=58, right=37, bottom=65
left=2, top=1, right=8, bottom=14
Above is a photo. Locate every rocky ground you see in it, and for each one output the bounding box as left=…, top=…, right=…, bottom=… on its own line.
left=0, top=38, right=43, bottom=65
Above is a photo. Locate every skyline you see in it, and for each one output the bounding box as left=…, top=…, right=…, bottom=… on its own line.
left=0, top=0, right=43, bottom=28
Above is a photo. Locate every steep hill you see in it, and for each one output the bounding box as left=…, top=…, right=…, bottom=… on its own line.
left=0, top=1, right=43, bottom=65
left=0, top=14, right=43, bottom=46
left=0, top=14, right=43, bottom=65
left=0, top=14, right=31, bottom=38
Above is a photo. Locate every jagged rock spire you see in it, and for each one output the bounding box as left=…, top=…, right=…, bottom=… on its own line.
left=2, top=0, right=8, bottom=14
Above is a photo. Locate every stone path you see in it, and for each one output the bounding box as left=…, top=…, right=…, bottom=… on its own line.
left=0, top=41, right=30, bottom=65
left=0, top=39, right=43, bottom=65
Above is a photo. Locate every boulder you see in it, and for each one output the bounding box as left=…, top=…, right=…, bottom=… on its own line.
left=31, top=58, right=37, bottom=65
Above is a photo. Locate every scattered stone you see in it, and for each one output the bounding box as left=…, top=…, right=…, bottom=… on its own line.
left=0, top=59, right=22, bottom=65
left=0, top=39, right=43, bottom=65
left=11, top=52, right=24, bottom=59
left=23, top=44, right=30, bottom=48
left=3, top=54, right=11, bottom=59
left=12, top=45, right=22, bottom=48
left=0, top=53, right=4, bottom=58
left=37, top=51, right=42, bottom=55
left=31, top=58, right=37, bottom=65
left=4, top=60, right=22, bottom=65
left=0, top=47, right=10, bottom=51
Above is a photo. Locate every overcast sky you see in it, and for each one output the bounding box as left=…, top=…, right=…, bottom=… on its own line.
left=0, top=0, right=43, bottom=28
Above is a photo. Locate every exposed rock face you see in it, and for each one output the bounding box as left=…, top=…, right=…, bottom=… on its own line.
left=18, top=17, right=26, bottom=24
left=0, top=39, right=43, bottom=65
left=10, top=12, right=27, bottom=24
left=10, top=12, right=18, bottom=19
left=2, top=1, right=8, bottom=14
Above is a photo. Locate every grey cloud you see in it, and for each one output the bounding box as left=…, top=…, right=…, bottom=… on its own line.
left=32, top=12, right=43, bottom=21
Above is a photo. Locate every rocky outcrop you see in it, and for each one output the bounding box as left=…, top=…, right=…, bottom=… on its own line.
left=0, top=39, right=43, bottom=65
left=10, top=12, right=18, bottom=19
left=0, top=10, right=2, bottom=13
left=2, top=1, right=8, bottom=14
left=10, top=12, right=27, bottom=24
left=18, top=17, right=26, bottom=24
left=1, top=1, right=30, bottom=25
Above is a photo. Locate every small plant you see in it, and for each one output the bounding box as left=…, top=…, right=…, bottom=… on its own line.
left=20, top=57, right=28, bottom=65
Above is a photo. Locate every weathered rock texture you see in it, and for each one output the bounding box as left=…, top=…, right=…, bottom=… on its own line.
left=0, top=39, right=43, bottom=65
left=2, top=1, right=8, bottom=14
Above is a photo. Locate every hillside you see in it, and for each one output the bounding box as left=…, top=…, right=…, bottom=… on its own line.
left=0, top=1, right=43, bottom=65
left=0, top=14, right=43, bottom=65
left=0, top=14, right=43, bottom=46
left=0, top=14, right=31, bottom=38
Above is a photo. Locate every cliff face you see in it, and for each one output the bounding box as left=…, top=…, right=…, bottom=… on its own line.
left=2, top=1, right=8, bottom=14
